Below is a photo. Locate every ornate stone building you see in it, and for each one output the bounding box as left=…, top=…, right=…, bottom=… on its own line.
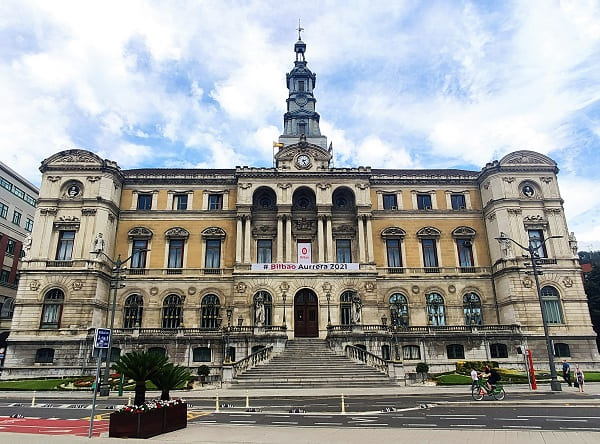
left=2, top=37, right=598, bottom=380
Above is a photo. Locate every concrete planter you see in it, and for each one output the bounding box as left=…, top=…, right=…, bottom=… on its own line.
left=109, top=402, right=187, bottom=438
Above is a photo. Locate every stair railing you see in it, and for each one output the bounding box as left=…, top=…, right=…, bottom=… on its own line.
left=231, top=345, right=274, bottom=378
left=345, top=345, right=389, bottom=376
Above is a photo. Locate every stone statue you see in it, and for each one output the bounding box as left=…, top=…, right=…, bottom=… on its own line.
left=352, top=296, right=362, bottom=324
left=23, top=234, right=32, bottom=258
left=93, top=233, right=105, bottom=253
left=255, top=294, right=265, bottom=327
left=568, top=232, right=578, bottom=257
left=499, top=232, right=512, bottom=258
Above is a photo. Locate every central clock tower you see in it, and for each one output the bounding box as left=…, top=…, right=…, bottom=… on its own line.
left=278, top=31, right=328, bottom=150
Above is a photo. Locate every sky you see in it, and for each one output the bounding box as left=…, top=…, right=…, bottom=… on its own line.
left=1, top=0, right=599, bottom=250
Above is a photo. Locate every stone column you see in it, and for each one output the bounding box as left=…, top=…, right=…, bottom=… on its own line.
left=366, top=216, right=374, bottom=263
left=236, top=217, right=243, bottom=263
left=285, top=215, right=292, bottom=262
left=317, top=215, right=325, bottom=263
left=357, top=215, right=366, bottom=263
left=326, top=216, right=333, bottom=262
left=276, top=215, right=283, bottom=263
left=243, top=216, right=251, bottom=264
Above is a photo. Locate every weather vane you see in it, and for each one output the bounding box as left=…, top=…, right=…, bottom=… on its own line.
left=297, top=18, right=304, bottom=40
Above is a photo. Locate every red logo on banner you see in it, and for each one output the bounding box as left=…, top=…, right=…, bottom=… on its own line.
left=301, top=247, right=308, bottom=254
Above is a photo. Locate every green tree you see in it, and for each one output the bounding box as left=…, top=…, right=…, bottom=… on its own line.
left=584, top=263, right=600, bottom=351
left=150, top=363, right=191, bottom=401
left=112, top=351, right=168, bottom=406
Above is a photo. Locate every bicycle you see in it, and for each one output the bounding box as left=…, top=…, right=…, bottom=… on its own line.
left=471, top=379, right=505, bottom=401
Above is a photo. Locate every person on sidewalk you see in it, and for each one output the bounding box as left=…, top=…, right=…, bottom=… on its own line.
left=562, top=359, right=572, bottom=387
left=470, top=366, right=479, bottom=390
left=575, top=365, right=585, bottom=393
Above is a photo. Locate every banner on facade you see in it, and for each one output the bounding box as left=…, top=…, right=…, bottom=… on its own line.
left=297, top=242, right=312, bottom=263
left=251, top=263, right=360, bottom=271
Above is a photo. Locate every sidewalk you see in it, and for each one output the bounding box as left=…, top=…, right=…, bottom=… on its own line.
left=2, top=425, right=600, bottom=444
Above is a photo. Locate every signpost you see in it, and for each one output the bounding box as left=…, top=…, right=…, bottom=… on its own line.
left=88, top=328, right=111, bottom=438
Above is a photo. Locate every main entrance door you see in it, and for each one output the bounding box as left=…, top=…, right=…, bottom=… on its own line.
left=294, top=289, right=319, bottom=337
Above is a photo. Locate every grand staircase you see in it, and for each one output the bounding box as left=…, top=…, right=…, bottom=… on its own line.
left=231, top=339, right=391, bottom=388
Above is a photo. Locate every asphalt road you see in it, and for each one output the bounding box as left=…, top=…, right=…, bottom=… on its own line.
left=1, top=393, right=598, bottom=431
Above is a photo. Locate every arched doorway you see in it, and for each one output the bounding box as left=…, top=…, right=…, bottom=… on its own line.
left=294, top=289, right=318, bottom=337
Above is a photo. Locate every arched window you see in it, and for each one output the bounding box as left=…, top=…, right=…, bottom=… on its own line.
left=41, top=289, right=64, bottom=329
left=426, top=293, right=445, bottom=326
left=541, top=286, right=564, bottom=323
left=193, top=347, right=211, bottom=362
left=123, top=294, right=143, bottom=328
left=490, top=343, right=508, bottom=359
left=554, top=342, right=570, bottom=357
left=0, top=297, right=15, bottom=319
left=447, top=344, right=465, bottom=359
left=201, top=294, right=221, bottom=329
left=340, top=291, right=356, bottom=325
left=148, top=347, right=166, bottom=357
left=253, top=291, right=272, bottom=326
left=162, top=294, right=183, bottom=328
left=389, top=293, right=409, bottom=327
left=463, top=292, right=483, bottom=325
left=35, top=348, right=55, bottom=363
left=403, top=345, right=421, bottom=360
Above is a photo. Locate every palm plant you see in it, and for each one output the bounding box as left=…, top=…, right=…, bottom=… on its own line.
left=112, top=351, right=168, bottom=406
left=150, top=363, right=191, bottom=401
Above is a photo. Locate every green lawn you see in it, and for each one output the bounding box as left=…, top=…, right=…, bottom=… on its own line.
left=0, top=378, right=72, bottom=390
left=435, top=371, right=600, bottom=385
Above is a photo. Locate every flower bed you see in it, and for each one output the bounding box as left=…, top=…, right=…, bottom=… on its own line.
left=109, top=399, right=187, bottom=438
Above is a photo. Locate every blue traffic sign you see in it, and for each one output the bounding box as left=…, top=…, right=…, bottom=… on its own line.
left=94, top=328, right=111, bottom=349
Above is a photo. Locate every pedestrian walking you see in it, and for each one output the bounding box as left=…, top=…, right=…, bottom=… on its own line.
left=470, top=366, right=479, bottom=390
left=575, top=365, right=584, bottom=393
left=562, top=359, right=572, bottom=387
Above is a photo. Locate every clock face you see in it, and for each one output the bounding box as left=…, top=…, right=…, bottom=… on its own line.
left=296, top=154, right=311, bottom=168
left=295, top=95, right=308, bottom=107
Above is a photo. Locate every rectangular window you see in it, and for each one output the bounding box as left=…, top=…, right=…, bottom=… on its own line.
left=528, top=229, right=547, bottom=258
left=24, top=194, right=37, bottom=207
left=168, top=239, right=184, bottom=268
left=386, top=239, right=402, bottom=268
left=6, top=239, right=16, bottom=255
left=0, top=178, right=11, bottom=191
left=383, top=194, right=397, bottom=210
left=0, top=203, right=8, bottom=219
left=131, top=239, right=148, bottom=269
left=12, top=210, right=21, bottom=226
left=193, top=347, right=211, bottom=362
left=24, top=218, right=34, bottom=232
left=417, top=194, right=432, bottom=209
left=336, top=239, right=352, bottom=263
left=542, top=300, right=563, bottom=323
left=12, top=186, right=25, bottom=199
left=451, top=194, right=466, bottom=210
left=457, top=239, right=474, bottom=268
left=205, top=239, right=221, bottom=268
left=257, top=239, right=272, bottom=263
left=298, top=122, right=306, bottom=135
left=56, top=231, right=75, bottom=260
left=403, top=345, right=421, bottom=360
left=173, top=194, right=188, bottom=210
left=422, top=239, right=438, bottom=268
left=298, top=80, right=305, bottom=92
left=137, top=194, right=152, bottom=210
left=0, top=269, right=9, bottom=283
left=208, top=194, right=223, bottom=210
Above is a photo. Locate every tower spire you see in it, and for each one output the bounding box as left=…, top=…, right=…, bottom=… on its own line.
left=297, top=18, right=304, bottom=40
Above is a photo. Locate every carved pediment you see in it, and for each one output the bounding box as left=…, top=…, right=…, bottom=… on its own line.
left=381, top=227, right=406, bottom=238
left=499, top=150, right=556, bottom=167
left=201, top=227, right=226, bottom=239
left=252, top=225, right=277, bottom=238
left=452, top=226, right=476, bottom=238
left=416, top=226, right=441, bottom=237
left=128, top=227, right=153, bottom=239
left=165, top=227, right=190, bottom=239
left=332, top=224, right=356, bottom=238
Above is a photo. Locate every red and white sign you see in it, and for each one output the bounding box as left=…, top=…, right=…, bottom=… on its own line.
left=297, top=242, right=312, bottom=263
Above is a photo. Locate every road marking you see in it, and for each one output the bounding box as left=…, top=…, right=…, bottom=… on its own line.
left=546, top=419, right=588, bottom=422
left=272, top=421, right=298, bottom=425
left=266, top=415, right=290, bottom=418
left=405, top=424, right=438, bottom=427
left=439, top=417, right=479, bottom=420
left=313, top=422, right=343, bottom=425
left=498, top=418, right=529, bottom=421
left=428, top=414, right=485, bottom=417
left=559, top=427, right=600, bottom=431
left=356, top=423, right=388, bottom=426
left=393, top=416, right=426, bottom=419
left=229, top=414, right=252, bottom=417
left=449, top=424, right=485, bottom=427
left=518, top=415, right=599, bottom=419
left=504, top=425, right=541, bottom=429
left=230, top=420, right=256, bottom=424
left=306, top=415, right=332, bottom=418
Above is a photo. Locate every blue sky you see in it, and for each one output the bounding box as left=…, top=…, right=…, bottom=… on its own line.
left=1, top=0, right=599, bottom=249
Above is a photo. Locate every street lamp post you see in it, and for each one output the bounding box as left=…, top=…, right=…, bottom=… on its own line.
left=322, top=282, right=332, bottom=326
left=224, top=307, right=233, bottom=363
left=391, top=303, right=400, bottom=361
left=93, top=249, right=148, bottom=397
left=495, top=233, right=562, bottom=392
left=280, top=282, right=289, bottom=328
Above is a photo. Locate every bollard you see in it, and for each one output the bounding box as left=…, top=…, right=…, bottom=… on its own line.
left=341, top=393, right=345, bottom=414
left=245, top=391, right=249, bottom=409
left=216, top=393, right=220, bottom=413
left=127, top=392, right=132, bottom=406
left=31, top=390, right=36, bottom=407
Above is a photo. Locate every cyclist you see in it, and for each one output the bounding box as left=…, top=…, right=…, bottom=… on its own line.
left=480, top=365, right=500, bottom=393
